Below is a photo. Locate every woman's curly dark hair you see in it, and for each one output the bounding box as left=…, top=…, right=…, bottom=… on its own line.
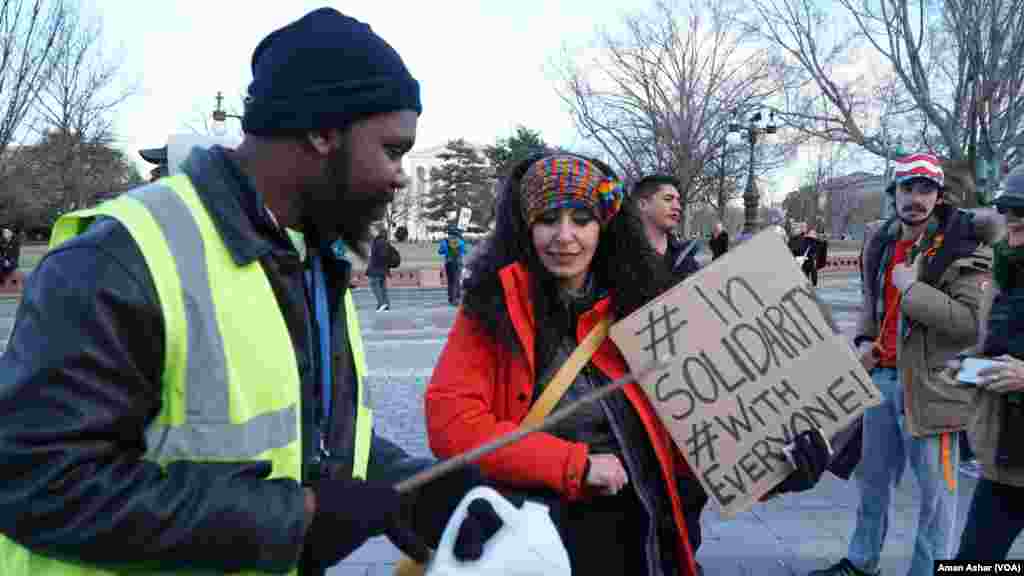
left=461, top=151, right=676, bottom=370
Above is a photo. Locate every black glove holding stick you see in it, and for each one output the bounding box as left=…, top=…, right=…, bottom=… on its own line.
left=303, top=469, right=493, bottom=571
left=303, top=478, right=430, bottom=572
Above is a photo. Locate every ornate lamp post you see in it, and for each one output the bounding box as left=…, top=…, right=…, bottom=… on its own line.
left=211, top=91, right=243, bottom=136
left=728, top=109, right=777, bottom=235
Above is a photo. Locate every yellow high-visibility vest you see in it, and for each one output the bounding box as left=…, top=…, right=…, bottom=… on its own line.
left=0, top=174, right=371, bottom=575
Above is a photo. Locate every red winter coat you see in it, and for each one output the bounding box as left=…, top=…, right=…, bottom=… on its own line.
left=425, top=262, right=698, bottom=576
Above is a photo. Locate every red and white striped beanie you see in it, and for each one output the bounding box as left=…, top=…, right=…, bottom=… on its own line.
left=891, top=153, right=944, bottom=191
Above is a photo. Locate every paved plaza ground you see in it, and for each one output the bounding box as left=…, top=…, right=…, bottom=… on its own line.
left=335, top=275, right=1023, bottom=576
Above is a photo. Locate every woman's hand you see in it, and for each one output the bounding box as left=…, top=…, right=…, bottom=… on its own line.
left=978, top=355, right=1024, bottom=394
left=585, top=454, right=628, bottom=495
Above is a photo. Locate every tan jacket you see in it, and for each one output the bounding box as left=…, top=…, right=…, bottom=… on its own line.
left=857, top=208, right=1001, bottom=437
left=964, top=281, right=1024, bottom=487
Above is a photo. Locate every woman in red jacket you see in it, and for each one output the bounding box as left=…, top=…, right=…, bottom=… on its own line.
left=426, top=151, right=700, bottom=575
left=425, top=152, right=828, bottom=575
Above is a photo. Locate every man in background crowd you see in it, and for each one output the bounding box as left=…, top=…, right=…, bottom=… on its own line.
left=438, top=224, right=465, bottom=306
left=811, top=153, right=995, bottom=576
left=631, top=174, right=702, bottom=278
left=709, top=220, right=729, bottom=260
left=367, top=225, right=394, bottom=311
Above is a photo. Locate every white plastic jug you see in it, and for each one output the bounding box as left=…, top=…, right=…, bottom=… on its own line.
left=425, top=486, right=571, bottom=576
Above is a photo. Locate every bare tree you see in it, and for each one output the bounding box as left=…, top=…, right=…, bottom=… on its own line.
left=749, top=0, right=1024, bottom=193
left=806, top=146, right=833, bottom=230
left=32, top=4, right=133, bottom=210
left=1, top=131, right=142, bottom=231
left=0, top=0, right=66, bottom=160
left=554, top=0, right=790, bottom=233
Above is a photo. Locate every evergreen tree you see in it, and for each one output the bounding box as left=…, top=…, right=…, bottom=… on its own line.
left=479, top=126, right=548, bottom=227
left=483, top=125, right=547, bottom=178
left=422, top=139, right=491, bottom=232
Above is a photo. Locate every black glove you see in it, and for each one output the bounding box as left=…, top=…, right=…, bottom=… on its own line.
left=774, top=428, right=830, bottom=494
left=453, top=498, right=505, bottom=561
left=304, top=478, right=431, bottom=571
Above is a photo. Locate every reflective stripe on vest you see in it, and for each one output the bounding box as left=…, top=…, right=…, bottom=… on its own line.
left=51, top=177, right=302, bottom=466
left=135, top=181, right=299, bottom=460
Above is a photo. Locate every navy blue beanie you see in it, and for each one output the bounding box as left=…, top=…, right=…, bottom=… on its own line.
left=242, top=8, right=421, bottom=135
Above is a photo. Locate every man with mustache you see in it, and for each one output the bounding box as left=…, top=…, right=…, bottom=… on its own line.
left=0, top=8, right=479, bottom=576
left=632, top=173, right=711, bottom=571
left=810, top=153, right=997, bottom=576
left=632, top=174, right=702, bottom=278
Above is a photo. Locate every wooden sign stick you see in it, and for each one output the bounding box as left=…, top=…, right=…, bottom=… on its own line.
left=394, top=360, right=668, bottom=494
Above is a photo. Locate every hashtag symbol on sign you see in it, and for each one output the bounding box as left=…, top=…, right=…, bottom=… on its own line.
left=686, top=419, right=719, bottom=470
left=634, top=304, right=686, bottom=363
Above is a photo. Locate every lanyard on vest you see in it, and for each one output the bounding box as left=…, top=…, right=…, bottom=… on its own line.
left=308, top=254, right=333, bottom=425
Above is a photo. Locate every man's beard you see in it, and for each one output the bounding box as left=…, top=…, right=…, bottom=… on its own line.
left=300, top=144, right=388, bottom=261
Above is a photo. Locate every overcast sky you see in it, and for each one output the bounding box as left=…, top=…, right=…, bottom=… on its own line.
left=97, top=0, right=823, bottom=202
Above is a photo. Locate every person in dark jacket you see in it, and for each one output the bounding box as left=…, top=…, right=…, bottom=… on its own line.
left=630, top=174, right=713, bottom=565
left=789, top=225, right=827, bottom=287
left=367, top=226, right=392, bottom=311
left=709, top=221, right=729, bottom=260
left=631, top=174, right=702, bottom=279
left=0, top=228, right=19, bottom=281
left=951, top=165, right=1024, bottom=561
left=0, top=9, right=481, bottom=576
left=426, top=152, right=830, bottom=576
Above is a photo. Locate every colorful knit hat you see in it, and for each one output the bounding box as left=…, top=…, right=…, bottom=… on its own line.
left=520, top=155, right=624, bottom=226
left=887, top=153, right=944, bottom=194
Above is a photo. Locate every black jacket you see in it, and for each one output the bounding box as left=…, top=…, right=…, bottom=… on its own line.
left=709, top=231, right=728, bottom=260
left=366, top=236, right=391, bottom=277
left=789, top=235, right=827, bottom=274
left=0, top=147, right=387, bottom=574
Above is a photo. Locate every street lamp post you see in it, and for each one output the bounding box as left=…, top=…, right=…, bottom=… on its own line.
left=211, top=91, right=243, bottom=136
left=729, top=109, right=777, bottom=235
left=717, top=136, right=728, bottom=224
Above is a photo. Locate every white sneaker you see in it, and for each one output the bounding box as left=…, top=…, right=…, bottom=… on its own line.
left=376, top=304, right=386, bottom=312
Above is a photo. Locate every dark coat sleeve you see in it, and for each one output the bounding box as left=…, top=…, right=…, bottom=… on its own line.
left=816, top=239, right=829, bottom=270
left=0, top=219, right=306, bottom=573
left=670, top=240, right=703, bottom=280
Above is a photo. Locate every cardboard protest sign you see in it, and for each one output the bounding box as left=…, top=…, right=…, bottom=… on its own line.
left=609, top=230, right=880, bottom=518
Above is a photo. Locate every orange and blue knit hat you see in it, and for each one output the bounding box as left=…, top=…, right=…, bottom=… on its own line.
left=520, top=155, right=625, bottom=226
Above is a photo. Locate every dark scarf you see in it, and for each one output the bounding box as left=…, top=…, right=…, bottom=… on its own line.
left=557, top=274, right=603, bottom=331
left=984, top=242, right=1024, bottom=359
left=993, top=240, right=1024, bottom=292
